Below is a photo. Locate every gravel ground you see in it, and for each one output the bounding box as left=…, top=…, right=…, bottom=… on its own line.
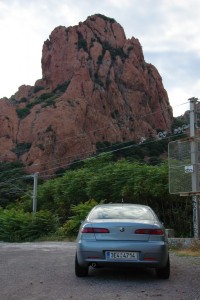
left=0, top=242, right=200, bottom=300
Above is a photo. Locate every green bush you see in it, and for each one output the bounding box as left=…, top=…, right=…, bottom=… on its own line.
left=16, top=107, right=30, bottom=119
left=38, top=92, right=54, bottom=100
left=33, top=86, right=44, bottom=93
left=60, top=199, right=99, bottom=236
left=94, top=14, right=116, bottom=23
left=97, top=55, right=103, bottom=65
left=77, top=32, right=87, bottom=51
left=78, top=38, right=87, bottom=51
left=53, top=81, right=70, bottom=93
left=19, top=97, right=27, bottom=103
left=41, top=98, right=55, bottom=107
left=12, top=143, right=32, bottom=157
left=0, top=208, right=59, bottom=242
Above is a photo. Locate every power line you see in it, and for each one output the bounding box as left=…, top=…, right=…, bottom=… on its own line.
left=38, top=131, right=186, bottom=179
left=0, top=127, right=187, bottom=182
left=0, top=101, right=190, bottom=180
left=0, top=101, right=186, bottom=159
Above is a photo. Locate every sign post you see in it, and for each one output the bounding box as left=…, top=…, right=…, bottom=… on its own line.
left=168, top=97, right=200, bottom=238
left=32, top=172, right=38, bottom=214
left=189, top=97, right=200, bottom=238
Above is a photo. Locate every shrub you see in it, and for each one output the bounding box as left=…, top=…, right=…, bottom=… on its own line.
left=19, top=97, right=27, bottom=103
left=45, top=125, right=53, bottom=132
left=16, top=107, right=30, bottom=119
left=60, top=200, right=98, bottom=236
left=41, top=98, right=55, bottom=107
left=97, top=55, right=103, bottom=65
left=95, top=14, right=115, bottom=23
left=77, top=32, right=87, bottom=51
left=53, top=81, right=70, bottom=93
left=12, top=143, right=32, bottom=157
left=38, top=92, right=54, bottom=101
left=0, top=208, right=59, bottom=242
left=78, top=38, right=87, bottom=51
left=33, top=86, right=44, bottom=93
left=94, top=73, right=104, bottom=86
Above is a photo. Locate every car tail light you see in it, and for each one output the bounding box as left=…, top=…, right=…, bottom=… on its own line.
left=135, top=229, right=164, bottom=235
left=81, top=227, right=110, bottom=233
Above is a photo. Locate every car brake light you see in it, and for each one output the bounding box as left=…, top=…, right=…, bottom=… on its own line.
left=82, top=227, right=110, bottom=233
left=135, top=229, right=164, bottom=235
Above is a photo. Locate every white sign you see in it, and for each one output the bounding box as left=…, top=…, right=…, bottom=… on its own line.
left=185, top=165, right=193, bottom=173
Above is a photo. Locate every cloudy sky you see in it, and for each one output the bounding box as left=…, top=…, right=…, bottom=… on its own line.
left=0, top=0, right=199, bottom=116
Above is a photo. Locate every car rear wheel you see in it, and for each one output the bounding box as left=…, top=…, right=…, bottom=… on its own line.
left=156, top=255, right=170, bottom=279
left=75, top=253, right=89, bottom=277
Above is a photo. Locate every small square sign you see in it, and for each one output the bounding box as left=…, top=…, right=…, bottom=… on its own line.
left=185, top=165, right=193, bottom=173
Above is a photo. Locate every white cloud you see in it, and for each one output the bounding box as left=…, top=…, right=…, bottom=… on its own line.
left=0, top=0, right=199, bottom=116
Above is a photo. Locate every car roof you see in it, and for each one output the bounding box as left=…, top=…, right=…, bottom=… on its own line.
left=92, top=203, right=151, bottom=209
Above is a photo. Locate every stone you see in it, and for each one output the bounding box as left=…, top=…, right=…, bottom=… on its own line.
left=0, top=14, right=173, bottom=175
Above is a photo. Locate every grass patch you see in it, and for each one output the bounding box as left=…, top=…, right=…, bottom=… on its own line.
left=171, top=239, right=200, bottom=257
left=173, top=249, right=200, bottom=257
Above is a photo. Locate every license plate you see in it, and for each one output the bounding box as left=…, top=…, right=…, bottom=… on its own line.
left=105, top=251, right=138, bottom=260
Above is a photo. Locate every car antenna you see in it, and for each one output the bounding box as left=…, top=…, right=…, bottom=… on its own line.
left=121, top=193, right=124, bottom=206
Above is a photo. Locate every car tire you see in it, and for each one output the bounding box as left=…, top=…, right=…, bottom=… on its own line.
left=156, top=255, right=170, bottom=279
left=75, top=253, right=89, bottom=277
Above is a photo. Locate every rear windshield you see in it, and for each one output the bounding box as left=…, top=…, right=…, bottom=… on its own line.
left=89, top=206, right=155, bottom=221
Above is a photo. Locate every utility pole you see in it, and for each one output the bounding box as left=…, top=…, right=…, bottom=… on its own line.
left=189, top=97, right=200, bottom=238
left=32, top=172, right=38, bottom=214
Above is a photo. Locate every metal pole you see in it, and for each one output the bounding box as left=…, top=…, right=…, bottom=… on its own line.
left=32, top=172, right=38, bottom=214
left=189, top=97, right=200, bottom=238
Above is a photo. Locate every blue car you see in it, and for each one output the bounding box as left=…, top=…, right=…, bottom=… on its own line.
left=75, top=203, right=170, bottom=279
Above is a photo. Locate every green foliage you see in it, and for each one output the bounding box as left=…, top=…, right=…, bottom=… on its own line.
left=96, top=141, right=111, bottom=151
left=96, top=139, right=168, bottom=162
left=0, top=161, right=29, bottom=208
left=1, top=142, right=194, bottom=239
left=0, top=208, right=59, bottom=242
left=41, top=98, right=55, bottom=107
left=16, top=107, right=30, bottom=119
left=94, top=73, right=104, bottom=86
left=12, top=143, right=32, bottom=157
left=60, top=199, right=99, bottom=236
left=37, top=144, right=45, bottom=151
left=84, top=152, right=114, bottom=169
left=171, top=116, right=186, bottom=131
left=111, top=109, right=120, bottom=119
left=94, top=14, right=116, bottom=23
left=19, top=97, right=27, bottom=103
left=45, top=125, right=53, bottom=132
left=102, top=41, right=128, bottom=61
left=15, top=83, right=69, bottom=119
left=53, top=81, right=70, bottom=93
left=77, top=32, right=87, bottom=51
left=97, top=55, right=103, bottom=65
left=38, top=92, right=54, bottom=101
left=33, top=86, right=44, bottom=93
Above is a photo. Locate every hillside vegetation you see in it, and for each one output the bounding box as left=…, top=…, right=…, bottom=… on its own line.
left=0, top=126, right=193, bottom=242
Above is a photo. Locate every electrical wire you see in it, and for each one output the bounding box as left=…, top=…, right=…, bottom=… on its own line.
left=0, top=100, right=186, bottom=159
left=0, top=101, right=190, bottom=182
left=0, top=122, right=187, bottom=180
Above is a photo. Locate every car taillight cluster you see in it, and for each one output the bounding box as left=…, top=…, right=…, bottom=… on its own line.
left=81, top=227, right=110, bottom=233
left=135, top=229, right=164, bottom=235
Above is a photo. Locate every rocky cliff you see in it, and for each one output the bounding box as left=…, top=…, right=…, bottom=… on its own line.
left=0, top=14, right=173, bottom=175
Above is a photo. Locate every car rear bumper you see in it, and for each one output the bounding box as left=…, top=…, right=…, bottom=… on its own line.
left=76, top=240, right=169, bottom=268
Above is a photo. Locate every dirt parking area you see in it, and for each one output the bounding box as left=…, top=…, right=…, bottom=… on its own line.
left=0, top=242, right=200, bottom=300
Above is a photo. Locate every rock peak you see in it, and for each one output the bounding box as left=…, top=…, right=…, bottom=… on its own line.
left=0, top=14, right=173, bottom=175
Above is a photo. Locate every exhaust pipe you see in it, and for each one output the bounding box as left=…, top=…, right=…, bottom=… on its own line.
left=91, top=262, right=97, bottom=268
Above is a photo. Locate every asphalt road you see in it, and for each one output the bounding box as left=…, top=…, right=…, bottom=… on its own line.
left=0, top=242, right=200, bottom=300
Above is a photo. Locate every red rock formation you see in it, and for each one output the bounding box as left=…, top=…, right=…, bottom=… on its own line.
left=0, top=14, right=173, bottom=175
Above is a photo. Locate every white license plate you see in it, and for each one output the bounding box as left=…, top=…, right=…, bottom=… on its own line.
left=105, top=251, right=138, bottom=260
